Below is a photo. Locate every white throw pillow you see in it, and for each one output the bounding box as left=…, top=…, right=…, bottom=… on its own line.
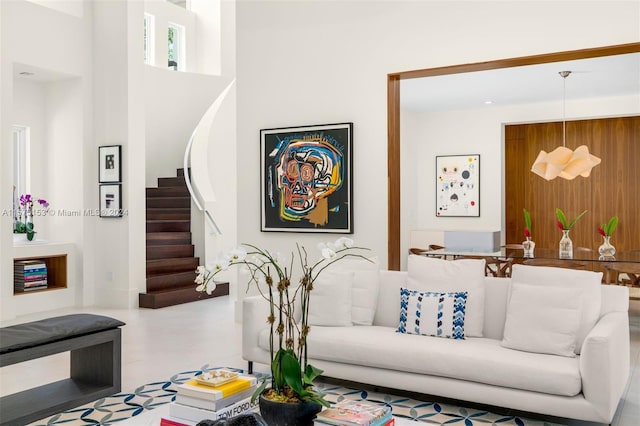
left=397, top=288, right=468, bottom=339
left=326, top=257, right=380, bottom=326
left=407, top=255, right=485, bottom=337
left=501, top=282, right=582, bottom=357
left=510, top=264, right=602, bottom=354
left=308, top=270, right=354, bottom=326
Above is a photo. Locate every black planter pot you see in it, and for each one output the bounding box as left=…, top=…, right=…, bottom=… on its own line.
left=258, top=394, right=322, bottom=426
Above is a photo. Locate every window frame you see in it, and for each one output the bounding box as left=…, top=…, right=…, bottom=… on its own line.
left=144, top=13, right=155, bottom=65
left=12, top=125, right=30, bottom=198
left=167, top=22, right=185, bottom=71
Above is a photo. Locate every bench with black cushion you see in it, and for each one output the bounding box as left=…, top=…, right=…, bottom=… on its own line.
left=0, top=314, right=125, bottom=426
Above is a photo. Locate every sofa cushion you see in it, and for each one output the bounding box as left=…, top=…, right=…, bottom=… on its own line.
left=308, top=271, right=354, bottom=326
left=327, top=257, right=380, bottom=325
left=501, top=283, right=582, bottom=357
left=510, top=264, right=602, bottom=354
left=407, top=255, right=485, bottom=337
left=397, top=288, right=467, bottom=339
left=258, top=326, right=581, bottom=397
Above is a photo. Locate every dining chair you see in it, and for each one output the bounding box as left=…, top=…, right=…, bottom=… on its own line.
left=602, top=262, right=640, bottom=288
left=408, top=247, right=428, bottom=255
left=456, top=256, right=513, bottom=278
left=501, top=244, right=524, bottom=250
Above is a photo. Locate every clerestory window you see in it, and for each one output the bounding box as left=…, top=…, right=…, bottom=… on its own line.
left=167, top=23, right=185, bottom=71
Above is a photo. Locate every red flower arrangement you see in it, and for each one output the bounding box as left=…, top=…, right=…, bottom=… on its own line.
left=523, top=208, right=532, bottom=238
left=598, top=216, right=618, bottom=237
left=555, top=208, right=587, bottom=231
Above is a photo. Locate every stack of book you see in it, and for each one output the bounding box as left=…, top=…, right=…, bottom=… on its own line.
left=14, top=260, right=48, bottom=292
left=314, top=400, right=394, bottom=426
left=164, top=368, right=259, bottom=425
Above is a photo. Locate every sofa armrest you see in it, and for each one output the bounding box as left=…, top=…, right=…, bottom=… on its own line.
left=580, top=311, right=630, bottom=423
left=242, top=295, right=271, bottom=363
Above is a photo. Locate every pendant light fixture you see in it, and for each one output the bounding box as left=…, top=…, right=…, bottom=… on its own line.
left=531, top=71, right=601, bottom=180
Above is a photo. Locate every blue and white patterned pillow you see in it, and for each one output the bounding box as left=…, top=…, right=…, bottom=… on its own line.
left=397, top=288, right=468, bottom=339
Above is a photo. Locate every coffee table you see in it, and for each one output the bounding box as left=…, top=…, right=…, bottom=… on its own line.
left=120, top=403, right=416, bottom=425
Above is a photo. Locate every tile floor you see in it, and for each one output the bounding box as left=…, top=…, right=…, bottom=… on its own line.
left=1, top=296, right=638, bottom=426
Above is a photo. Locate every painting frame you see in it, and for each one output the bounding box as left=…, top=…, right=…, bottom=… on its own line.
left=436, top=154, right=480, bottom=217
left=260, top=122, right=353, bottom=233
left=99, top=184, right=123, bottom=218
left=99, top=145, right=122, bottom=183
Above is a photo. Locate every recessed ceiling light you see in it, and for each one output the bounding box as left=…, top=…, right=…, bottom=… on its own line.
left=484, top=100, right=493, bottom=105
left=19, top=71, right=34, bottom=76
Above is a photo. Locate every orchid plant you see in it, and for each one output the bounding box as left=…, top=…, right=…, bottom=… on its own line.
left=598, top=216, right=618, bottom=237
left=13, top=194, right=49, bottom=240
left=555, top=208, right=587, bottom=231
left=195, top=237, right=370, bottom=407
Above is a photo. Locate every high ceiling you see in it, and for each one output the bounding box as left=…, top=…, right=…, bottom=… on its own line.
left=400, top=52, right=640, bottom=113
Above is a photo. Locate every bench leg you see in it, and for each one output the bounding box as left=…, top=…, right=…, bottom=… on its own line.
left=70, top=330, right=121, bottom=391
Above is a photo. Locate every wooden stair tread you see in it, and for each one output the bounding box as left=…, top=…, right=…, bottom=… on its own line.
left=147, top=245, right=194, bottom=260
left=139, top=283, right=229, bottom=309
left=147, top=232, right=191, bottom=238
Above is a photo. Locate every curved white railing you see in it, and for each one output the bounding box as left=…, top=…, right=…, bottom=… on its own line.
left=183, top=79, right=235, bottom=235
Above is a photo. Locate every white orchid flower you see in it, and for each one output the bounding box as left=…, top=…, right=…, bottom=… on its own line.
left=229, top=247, right=247, bottom=262
left=194, top=274, right=205, bottom=284
left=335, top=237, right=354, bottom=249
left=196, top=281, right=217, bottom=295
left=316, top=242, right=327, bottom=251
left=196, top=265, right=207, bottom=274
left=210, top=257, right=230, bottom=272
left=321, top=247, right=337, bottom=260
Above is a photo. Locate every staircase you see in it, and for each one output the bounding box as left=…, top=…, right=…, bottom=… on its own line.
left=139, top=168, right=228, bottom=308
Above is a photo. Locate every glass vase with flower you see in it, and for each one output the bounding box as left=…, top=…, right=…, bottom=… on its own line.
left=598, top=216, right=618, bottom=259
left=194, top=237, right=370, bottom=425
left=522, top=208, right=535, bottom=257
left=556, top=208, right=587, bottom=259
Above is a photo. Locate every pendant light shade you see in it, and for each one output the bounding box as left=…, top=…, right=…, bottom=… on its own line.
left=531, top=145, right=601, bottom=180
left=531, top=71, right=601, bottom=180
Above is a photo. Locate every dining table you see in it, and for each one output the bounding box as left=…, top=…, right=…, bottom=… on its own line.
left=420, top=246, right=640, bottom=288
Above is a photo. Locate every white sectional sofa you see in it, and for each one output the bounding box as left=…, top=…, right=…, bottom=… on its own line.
left=242, top=258, right=630, bottom=424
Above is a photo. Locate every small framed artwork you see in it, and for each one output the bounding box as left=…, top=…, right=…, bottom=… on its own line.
left=436, top=154, right=480, bottom=217
left=261, top=122, right=353, bottom=233
left=99, top=184, right=122, bottom=217
left=99, top=145, right=122, bottom=183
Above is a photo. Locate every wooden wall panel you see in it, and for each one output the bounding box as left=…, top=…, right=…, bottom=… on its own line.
left=505, top=116, right=639, bottom=253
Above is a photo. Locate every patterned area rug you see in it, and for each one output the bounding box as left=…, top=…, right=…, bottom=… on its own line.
left=28, top=365, right=553, bottom=425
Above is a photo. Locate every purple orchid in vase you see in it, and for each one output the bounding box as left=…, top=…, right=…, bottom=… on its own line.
left=14, top=193, right=50, bottom=241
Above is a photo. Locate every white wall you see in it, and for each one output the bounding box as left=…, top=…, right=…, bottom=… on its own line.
left=1, top=0, right=89, bottom=320
left=401, top=94, right=640, bottom=270
left=25, top=0, right=83, bottom=18
left=144, top=67, right=230, bottom=186
left=235, top=0, right=639, bottom=277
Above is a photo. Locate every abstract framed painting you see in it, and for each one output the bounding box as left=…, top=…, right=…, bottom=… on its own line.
left=260, top=122, right=353, bottom=233
left=436, top=154, right=480, bottom=217
left=99, top=184, right=123, bottom=218
left=99, top=145, right=122, bottom=183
